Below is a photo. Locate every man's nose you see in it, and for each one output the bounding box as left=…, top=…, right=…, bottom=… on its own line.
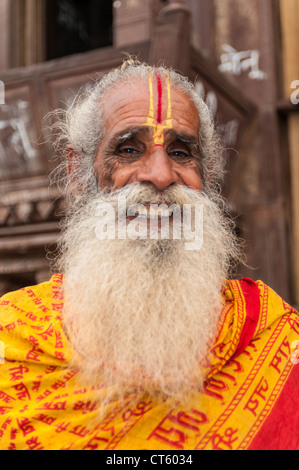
left=136, top=146, right=179, bottom=190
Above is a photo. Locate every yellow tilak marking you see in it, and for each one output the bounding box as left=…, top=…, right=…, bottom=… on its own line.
left=166, top=71, right=172, bottom=121
left=143, top=70, right=173, bottom=146
left=148, top=68, right=155, bottom=122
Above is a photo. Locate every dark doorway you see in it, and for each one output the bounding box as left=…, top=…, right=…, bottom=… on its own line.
left=46, top=0, right=113, bottom=60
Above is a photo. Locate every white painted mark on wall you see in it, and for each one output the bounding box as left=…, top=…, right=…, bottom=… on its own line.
left=291, top=80, right=299, bottom=105
left=195, top=80, right=239, bottom=148
left=0, top=81, right=4, bottom=105
left=218, top=44, right=267, bottom=80
left=0, top=100, right=37, bottom=160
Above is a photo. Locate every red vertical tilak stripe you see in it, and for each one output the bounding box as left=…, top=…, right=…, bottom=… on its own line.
left=156, top=73, right=163, bottom=124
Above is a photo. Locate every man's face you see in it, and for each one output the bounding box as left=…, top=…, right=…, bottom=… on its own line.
left=93, top=75, right=203, bottom=192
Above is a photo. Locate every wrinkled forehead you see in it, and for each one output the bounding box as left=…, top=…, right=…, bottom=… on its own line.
left=100, top=73, right=200, bottom=135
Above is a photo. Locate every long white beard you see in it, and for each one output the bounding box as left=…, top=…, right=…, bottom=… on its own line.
left=58, top=184, right=241, bottom=399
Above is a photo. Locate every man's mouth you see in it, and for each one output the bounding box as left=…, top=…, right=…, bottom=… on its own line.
left=129, top=203, right=174, bottom=219
left=126, top=202, right=180, bottom=223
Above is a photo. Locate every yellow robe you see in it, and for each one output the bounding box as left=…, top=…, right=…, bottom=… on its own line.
left=0, top=273, right=298, bottom=450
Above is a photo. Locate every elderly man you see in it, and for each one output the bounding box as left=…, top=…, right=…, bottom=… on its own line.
left=0, top=59, right=298, bottom=451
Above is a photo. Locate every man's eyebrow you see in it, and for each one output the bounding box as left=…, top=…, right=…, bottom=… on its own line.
left=106, top=126, right=152, bottom=149
left=164, top=129, right=199, bottom=146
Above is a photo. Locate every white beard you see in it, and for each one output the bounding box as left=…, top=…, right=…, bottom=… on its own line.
left=58, top=184, right=241, bottom=400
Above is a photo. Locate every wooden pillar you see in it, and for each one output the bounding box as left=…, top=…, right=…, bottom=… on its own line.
left=280, top=0, right=299, bottom=97
left=186, top=0, right=215, bottom=59
left=9, top=0, right=46, bottom=68
left=0, top=0, right=11, bottom=71
left=113, top=0, right=158, bottom=48
left=280, top=0, right=299, bottom=305
left=149, top=0, right=191, bottom=74
left=9, top=0, right=25, bottom=68
left=24, top=0, right=46, bottom=66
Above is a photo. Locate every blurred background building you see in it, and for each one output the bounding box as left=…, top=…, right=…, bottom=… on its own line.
left=0, top=0, right=298, bottom=306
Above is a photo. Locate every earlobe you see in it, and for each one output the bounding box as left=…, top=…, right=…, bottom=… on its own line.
left=66, top=145, right=80, bottom=195
left=66, top=145, right=77, bottom=177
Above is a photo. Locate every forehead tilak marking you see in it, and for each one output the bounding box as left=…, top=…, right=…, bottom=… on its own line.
left=143, top=68, right=173, bottom=145
left=156, top=73, right=162, bottom=124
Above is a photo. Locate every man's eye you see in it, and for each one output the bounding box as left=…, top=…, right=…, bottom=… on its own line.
left=168, top=149, right=192, bottom=161
left=169, top=150, right=190, bottom=157
left=115, top=146, right=142, bottom=160
left=118, top=147, right=138, bottom=154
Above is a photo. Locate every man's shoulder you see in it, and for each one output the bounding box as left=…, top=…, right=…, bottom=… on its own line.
left=225, top=278, right=299, bottom=357
left=0, top=274, right=66, bottom=363
left=227, top=277, right=298, bottom=320
left=0, top=273, right=64, bottom=323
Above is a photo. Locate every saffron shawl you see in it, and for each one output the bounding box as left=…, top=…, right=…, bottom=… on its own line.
left=0, top=274, right=298, bottom=450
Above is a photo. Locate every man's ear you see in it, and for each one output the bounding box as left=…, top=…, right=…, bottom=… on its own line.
left=66, top=145, right=80, bottom=195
